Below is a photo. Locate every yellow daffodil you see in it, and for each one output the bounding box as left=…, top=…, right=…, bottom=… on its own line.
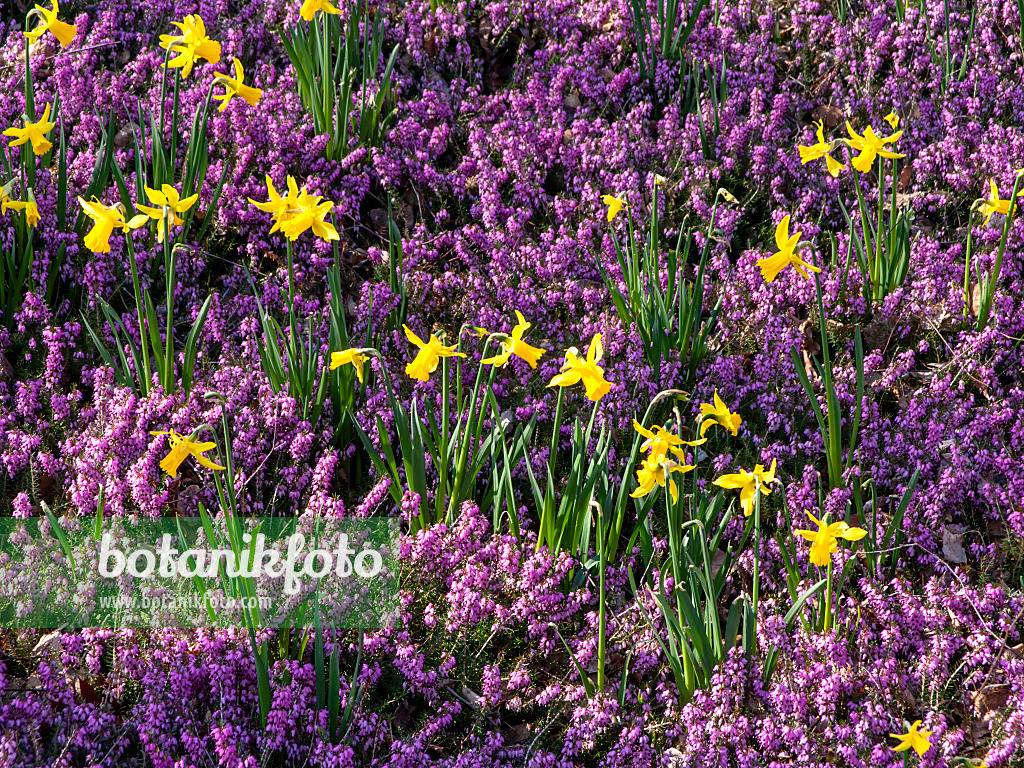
left=159, top=15, right=221, bottom=78
left=602, top=194, right=626, bottom=221
left=150, top=429, right=225, bottom=478
left=890, top=720, right=932, bottom=757
left=698, top=389, right=742, bottom=438
left=712, top=459, right=777, bottom=517
left=212, top=58, right=262, bottom=111
left=547, top=333, right=613, bottom=402
left=25, top=0, right=77, bottom=47
left=845, top=121, right=905, bottom=174
left=978, top=179, right=1022, bottom=226
left=884, top=112, right=899, bottom=130
left=794, top=510, right=867, bottom=567
left=481, top=311, right=546, bottom=368
left=471, top=326, right=490, bottom=338
left=132, top=184, right=199, bottom=243
left=630, top=455, right=695, bottom=504
left=756, top=215, right=821, bottom=282
left=300, top=0, right=341, bottom=21
left=330, top=348, right=373, bottom=383
left=248, top=175, right=300, bottom=234
left=404, top=325, right=466, bottom=382
left=4, top=197, right=40, bottom=227
left=3, top=103, right=56, bottom=156
left=797, top=121, right=845, bottom=177
left=279, top=187, right=339, bottom=242
left=632, top=420, right=699, bottom=462
left=78, top=197, right=133, bottom=253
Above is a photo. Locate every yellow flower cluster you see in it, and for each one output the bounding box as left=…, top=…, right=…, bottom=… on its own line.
left=249, top=175, right=340, bottom=242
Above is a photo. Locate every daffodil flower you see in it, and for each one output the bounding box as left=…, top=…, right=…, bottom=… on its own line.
left=4, top=197, right=40, bottom=227
left=151, top=429, right=226, bottom=478
left=845, top=121, right=905, bottom=174
left=797, top=121, right=846, bottom=177
left=712, top=459, right=777, bottom=517
left=471, top=326, right=490, bottom=339
left=159, top=15, right=221, bottom=78
left=698, top=389, right=742, bottom=438
left=890, top=720, right=932, bottom=757
left=3, top=103, right=56, bottom=156
left=884, top=112, right=899, bottom=130
left=602, top=194, right=626, bottom=221
left=279, top=187, right=339, bottom=242
left=329, top=347, right=374, bottom=384
left=547, top=333, right=613, bottom=401
left=632, top=420, right=698, bottom=462
left=212, top=58, right=263, bottom=111
left=630, top=455, right=694, bottom=504
left=794, top=510, right=867, bottom=567
left=978, top=179, right=1022, bottom=226
left=755, top=215, right=821, bottom=282
left=132, top=184, right=199, bottom=243
left=25, top=0, right=77, bottom=48
left=300, top=0, right=341, bottom=21
left=404, top=325, right=466, bottom=382
left=249, top=175, right=300, bottom=234
left=481, top=311, right=546, bottom=368
left=78, top=197, right=132, bottom=253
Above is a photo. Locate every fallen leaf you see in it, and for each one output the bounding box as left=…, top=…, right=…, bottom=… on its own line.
left=942, top=525, right=967, bottom=564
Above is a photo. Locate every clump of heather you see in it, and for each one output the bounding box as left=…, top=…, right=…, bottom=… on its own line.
left=2, top=0, right=1024, bottom=764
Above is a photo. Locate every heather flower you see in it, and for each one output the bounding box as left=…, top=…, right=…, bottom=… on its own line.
left=755, top=215, right=820, bottom=282
left=845, top=121, right=904, bottom=173
left=279, top=188, right=339, bottom=242
left=78, top=197, right=131, bottom=253
left=698, top=389, right=741, bottom=438
left=547, top=333, right=613, bottom=401
left=212, top=58, right=262, bottom=111
left=300, top=0, right=341, bottom=21
left=797, top=121, right=845, bottom=177
left=150, top=430, right=225, bottom=478
left=890, top=720, right=932, bottom=757
left=481, top=311, right=546, bottom=368
left=713, top=460, right=777, bottom=517
left=3, top=103, right=56, bottom=156
left=132, top=184, right=199, bottom=243
left=404, top=325, right=465, bottom=382
left=159, top=15, right=221, bottom=77
left=24, top=0, right=77, bottom=48
left=794, top=510, right=867, bottom=567
left=601, top=194, right=626, bottom=221
left=630, top=455, right=694, bottom=504
left=329, top=348, right=374, bottom=383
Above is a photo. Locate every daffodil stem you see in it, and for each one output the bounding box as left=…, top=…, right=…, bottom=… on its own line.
left=163, top=214, right=175, bottom=392
left=823, top=561, right=833, bottom=632
left=875, top=154, right=885, bottom=298
left=963, top=224, right=974, bottom=319
left=125, top=233, right=150, bottom=396
left=752, top=487, right=761, bottom=645
left=23, top=15, right=36, bottom=189
left=596, top=501, right=607, bottom=693
left=851, top=167, right=874, bottom=296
